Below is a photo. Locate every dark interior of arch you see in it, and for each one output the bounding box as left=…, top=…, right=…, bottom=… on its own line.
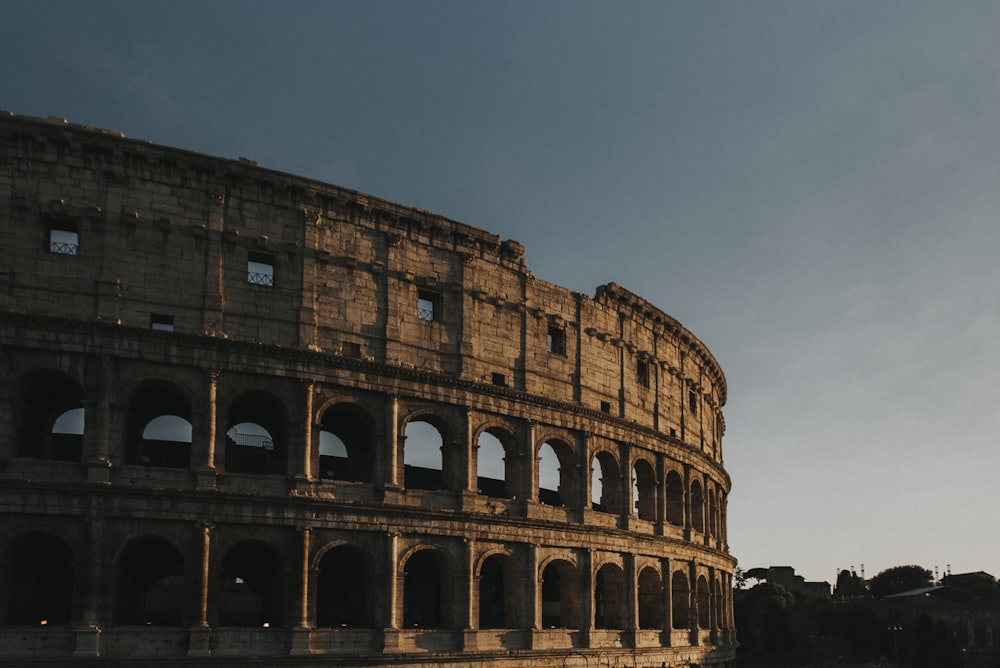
left=319, top=406, right=371, bottom=482
left=594, top=565, right=626, bottom=629
left=116, top=536, right=184, bottom=626
left=403, top=551, right=443, bottom=628
left=125, top=381, right=192, bottom=468
left=638, top=567, right=663, bottom=629
left=226, top=391, right=285, bottom=475
left=17, top=369, right=84, bottom=461
left=478, top=556, right=508, bottom=629
left=7, top=532, right=74, bottom=625
left=316, top=546, right=372, bottom=627
left=219, top=540, right=283, bottom=627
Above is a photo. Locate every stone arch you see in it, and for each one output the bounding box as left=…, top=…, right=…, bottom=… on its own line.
left=632, top=456, right=656, bottom=520
left=537, top=436, right=576, bottom=507
left=6, top=531, right=74, bottom=625
left=594, top=562, right=627, bottom=629
left=315, top=543, right=374, bottom=627
left=224, top=390, right=287, bottom=475
left=475, top=425, right=516, bottom=499
left=665, top=469, right=685, bottom=526
left=696, top=574, right=710, bottom=629
left=15, top=368, right=85, bottom=461
left=590, top=448, right=622, bottom=514
left=124, top=379, right=193, bottom=468
left=401, top=547, right=457, bottom=629
left=317, top=402, right=374, bottom=483
left=402, top=411, right=454, bottom=491
left=217, top=539, right=284, bottom=627
left=115, top=535, right=185, bottom=626
left=671, top=570, right=690, bottom=630
left=477, top=551, right=521, bottom=629
left=708, top=488, right=718, bottom=537
left=690, top=479, right=705, bottom=533
left=637, top=566, right=663, bottom=630
left=540, top=558, right=580, bottom=629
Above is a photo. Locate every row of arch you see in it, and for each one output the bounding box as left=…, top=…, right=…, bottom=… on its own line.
left=11, top=368, right=729, bottom=540
left=2, top=530, right=733, bottom=640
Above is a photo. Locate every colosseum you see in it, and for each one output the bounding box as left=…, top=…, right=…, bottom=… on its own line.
left=0, top=112, right=735, bottom=667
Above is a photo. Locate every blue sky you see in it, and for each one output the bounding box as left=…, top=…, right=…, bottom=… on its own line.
left=4, top=1, right=999, bottom=584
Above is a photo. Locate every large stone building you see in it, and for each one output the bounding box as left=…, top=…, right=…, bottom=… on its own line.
left=0, top=112, right=736, bottom=666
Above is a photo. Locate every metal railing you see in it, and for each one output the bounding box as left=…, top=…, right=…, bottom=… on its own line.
left=247, top=271, right=274, bottom=287
left=49, top=241, right=79, bottom=255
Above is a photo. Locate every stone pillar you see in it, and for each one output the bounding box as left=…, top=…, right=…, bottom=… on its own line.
left=655, top=455, right=666, bottom=535
left=72, top=514, right=103, bottom=657
left=579, top=549, right=593, bottom=648
left=576, top=431, right=590, bottom=518
left=683, top=464, right=692, bottom=542
left=195, top=371, right=219, bottom=489
left=382, top=532, right=401, bottom=651
left=624, top=552, right=638, bottom=642
left=526, top=421, right=538, bottom=504
left=289, top=526, right=312, bottom=654
left=688, top=562, right=699, bottom=646
left=661, top=557, right=672, bottom=646
left=382, top=396, right=401, bottom=497
left=188, top=522, right=212, bottom=656
left=460, top=409, right=476, bottom=510
left=84, top=356, right=114, bottom=483
left=527, top=544, right=540, bottom=648
left=461, top=538, right=477, bottom=650
left=293, top=381, right=315, bottom=494
left=620, top=442, right=632, bottom=528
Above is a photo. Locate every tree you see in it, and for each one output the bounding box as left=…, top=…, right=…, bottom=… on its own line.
left=868, top=565, right=932, bottom=598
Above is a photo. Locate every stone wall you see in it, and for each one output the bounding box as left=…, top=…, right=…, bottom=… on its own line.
left=0, top=112, right=736, bottom=667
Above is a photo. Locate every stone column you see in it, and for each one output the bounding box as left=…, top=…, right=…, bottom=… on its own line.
left=620, top=442, right=632, bottom=528
left=526, top=420, right=538, bottom=504
left=290, top=526, right=312, bottom=654
left=461, top=538, right=477, bottom=650
left=84, top=356, right=114, bottom=483
left=579, top=549, right=593, bottom=648
left=661, top=557, right=672, bottom=646
left=293, top=381, right=315, bottom=494
left=624, top=552, right=638, bottom=641
left=188, top=522, right=213, bottom=656
left=72, top=513, right=103, bottom=657
left=682, top=464, right=692, bottom=542
left=381, top=396, right=401, bottom=501
left=526, top=544, right=540, bottom=648
left=460, top=409, right=476, bottom=510
left=382, top=532, right=401, bottom=651
left=195, top=371, right=219, bottom=489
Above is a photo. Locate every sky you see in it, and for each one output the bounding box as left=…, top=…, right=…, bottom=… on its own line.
left=4, top=1, right=999, bottom=584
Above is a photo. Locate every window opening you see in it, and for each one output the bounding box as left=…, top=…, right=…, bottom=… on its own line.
left=638, top=568, right=663, bottom=629
left=637, top=360, right=649, bottom=388
left=150, top=314, right=174, bottom=332
left=404, top=419, right=444, bottom=490
left=633, top=460, right=656, bottom=520
left=697, top=576, right=710, bottom=629
left=476, top=430, right=508, bottom=498
left=671, top=571, right=690, bottom=629
left=48, top=226, right=79, bottom=255
left=478, top=556, right=511, bottom=629
left=590, top=452, right=622, bottom=514
left=319, top=405, right=371, bottom=482
left=600, top=400, right=611, bottom=413
left=538, top=441, right=562, bottom=506
left=340, top=341, right=362, bottom=359
left=690, top=480, right=705, bottom=533
left=116, top=537, right=185, bottom=626
left=541, top=560, right=578, bottom=629
left=547, top=325, right=566, bottom=355
left=689, top=390, right=698, bottom=415
left=491, top=372, right=506, bottom=386
left=594, top=564, right=626, bottom=630
left=17, top=370, right=85, bottom=461
left=247, top=252, right=275, bottom=287
left=417, top=290, right=437, bottom=321
left=8, top=532, right=74, bottom=625
left=666, top=470, right=685, bottom=526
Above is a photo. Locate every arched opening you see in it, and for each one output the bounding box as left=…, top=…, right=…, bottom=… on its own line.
left=403, top=419, right=444, bottom=490
left=712, top=578, right=722, bottom=629
left=594, top=563, right=627, bottom=630
left=690, top=480, right=705, bottom=533
left=316, top=545, right=372, bottom=627
left=709, top=489, right=718, bottom=537
left=218, top=540, right=283, bottom=627
left=225, top=391, right=285, bottom=475
left=697, top=575, right=710, bottom=629
left=7, top=532, right=74, bottom=625
left=17, top=369, right=85, bottom=461
left=116, top=536, right=184, bottom=626
left=126, top=381, right=192, bottom=468
left=541, top=559, right=579, bottom=629
left=319, top=405, right=372, bottom=482
left=671, top=571, right=690, bottom=630
left=539, top=440, right=575, bottom=507
left=665, top=470, right=684, bottom=526
left=403, top=549, right=451, bottom=628
left=479, top=553, right=519, bottom=629
left=476, top=429, right=511, bottom=498
left=638, top=567, right=663, bottom=630
left=632, top=459, right=656, bottom=520
left=591, top=451, right=621, bottom=513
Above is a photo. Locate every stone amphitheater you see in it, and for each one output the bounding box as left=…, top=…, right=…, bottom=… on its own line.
left=0, top=112, right=736, bottom=667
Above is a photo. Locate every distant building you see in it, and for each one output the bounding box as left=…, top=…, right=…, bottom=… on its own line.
left=760, top=566, right=831, bottom=600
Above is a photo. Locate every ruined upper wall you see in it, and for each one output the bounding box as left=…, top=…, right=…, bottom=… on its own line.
left=0, top=112, right=726, bottom=453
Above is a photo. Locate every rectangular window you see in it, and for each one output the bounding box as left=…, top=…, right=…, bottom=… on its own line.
left=247, top=252, right=275, bottom=286
left=689, top=390, right=698, bottom=415
left=600, top=400, right=612, bottom=413
left=150, top=314, right=174, bottom=332
left=637, top=360, right=650, bottom=388
left=48, top=226, right=79, bottom=255
left=417, top=290, right=437, bottom=321
left=491, top=372, right=507, bottom=387
left=547, top=325, right=566, bottom=355
left=341, top=341, right=362, bottom=359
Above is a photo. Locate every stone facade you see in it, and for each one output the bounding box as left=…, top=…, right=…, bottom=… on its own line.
left=0, top=112, right=736, bottom=666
